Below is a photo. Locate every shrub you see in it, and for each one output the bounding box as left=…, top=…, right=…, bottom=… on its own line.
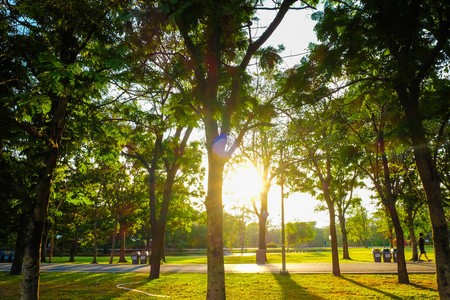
left=266, top=242, right=279, bottom=248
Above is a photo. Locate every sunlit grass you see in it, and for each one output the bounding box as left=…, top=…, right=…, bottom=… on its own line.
left=0, top=272, right=438, bottom=299
left=45, top=246, right=435, bottom=265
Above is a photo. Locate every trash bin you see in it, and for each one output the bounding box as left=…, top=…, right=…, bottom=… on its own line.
left=140, top=251, right=148, bottom=264
left=1, top=251, right=13, bottom=262
left=3, top=251, right=9, bottom=262
left=131, top=251, right=140, bottom=264
left=7, top=251, right=14, bottom=262
left=382, top=249, right=391, bottom=262
left=372, top=249, right=381, bottom=262
left=391, top=248, right=397, bottom=263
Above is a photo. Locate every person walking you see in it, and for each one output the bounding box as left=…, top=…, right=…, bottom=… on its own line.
left=418, top=233, right=432, bottom=262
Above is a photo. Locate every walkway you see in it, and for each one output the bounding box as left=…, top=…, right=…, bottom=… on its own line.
left=0, top=262, right=436, bottom=274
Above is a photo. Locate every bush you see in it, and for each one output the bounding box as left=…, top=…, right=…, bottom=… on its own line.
left=266, top=242, right=279, bottom=248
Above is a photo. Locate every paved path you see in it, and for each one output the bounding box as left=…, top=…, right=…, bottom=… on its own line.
left=0, top=262, right=436, bottom=274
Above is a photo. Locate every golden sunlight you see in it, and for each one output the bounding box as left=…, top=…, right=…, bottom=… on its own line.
left=223, top=163, right=262, bottom=210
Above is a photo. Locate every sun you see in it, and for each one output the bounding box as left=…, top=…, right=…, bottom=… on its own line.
left=223, top=163, right=262, bottom=210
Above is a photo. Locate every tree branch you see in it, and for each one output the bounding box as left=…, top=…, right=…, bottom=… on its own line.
left=240, top=0, right=298, bottom=69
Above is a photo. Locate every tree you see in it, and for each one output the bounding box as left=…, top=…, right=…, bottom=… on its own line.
left=0, top=136, right=36, bottom=275
left=334, top=170, right=362, bottom=260
left=107, top=7, right=207, bottom=276
left=286, top=221, right=316, bottom=250
left=397, top=155, right=429, bottom=261
left=343, top=94, right=410, bottom=283
left=2, top=1, right=132, bottom=298
left=240, top=124, right=291, bottom=263
left=314, top=1, right=450, bottom=295
left=347, top=205, right=371, bottom=247
left=103, top=161, right=146, bottom=264
left=160, top=1, right=317, bottom=298
left=284, top=95, right=344, bottom=276
left=118, top=98, right=203, bottom=277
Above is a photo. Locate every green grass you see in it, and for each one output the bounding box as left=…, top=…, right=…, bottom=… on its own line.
left=0, top=272, right=438, bottom=299
left=48, top=246, right=434, bottom=265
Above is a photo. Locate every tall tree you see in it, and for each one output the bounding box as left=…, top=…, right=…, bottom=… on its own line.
left=113, top=6, right=206, bottom=277
left=314, top=1, right=450, bottom=295
left=397, top=154, right=428, bottom=261
left=115, top=88, right=203, bottom=278
left=347, top=205, right=371, bottom=247
left=284, top=94, right=345, bottom=276
left=338, top=87, right=410, bottom=283
left=2, top=1, right=131, bottom=298
left=334, top=168, right=361, bottom=260
left=160, top=1, right=317, bottom=298
left=240, top=124, right=292, bottom=263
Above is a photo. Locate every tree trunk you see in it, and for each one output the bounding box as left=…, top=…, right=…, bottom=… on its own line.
left=205, top=156, right=226, bottom=300
left=327, top=201, right=341, bottom=276
left=48, top=223, right=55, bottom=264
left=385, top=202, right=409, bottom=284
left=10, top=211, right=28, bottom=275
left=240, top=211, right=245, bottom=255
left=162, top=235, right=166, bottom=263
left=150, top=168, right=178, bottom=279
left=109, top=218, right=119, bottom=264
left=378, top=132, right=409, bottom=284
left=118, top=225, right=127, bottom=262
left=388, top=227, right=393, bottom=248
left=150, top=232, right=163, bottom=279
left=20, top=150, right=57, bottom=300
left=68, top=224, right=79, bottom=263
left=339, top=215, right=350, bottom=260
left=257, top=176, right=270, bottom=263
left=316, top=154, right=340, bottom=276
left=321, top=179, right=340, bottom=276
left=414, top=148, right=450, bottom=297
left=258, top=214, right=267, bottom=250
left=408, top=225, right=418, bottom=261
left=40, top=222, right=48, bottom=263
left=92, top=215, right=98, bottom=264
left=399, top=89, right=450, bottom=297
left=148, top=135, right=162, bottom=278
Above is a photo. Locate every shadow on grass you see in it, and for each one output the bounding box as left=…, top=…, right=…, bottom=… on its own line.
left=273, top=273, right=325, bottom=300
left=39, top=273, right=152, bottom=300
left=340, top=276, right=403, bottom=299
left=408, top=282, right=438, bottom=292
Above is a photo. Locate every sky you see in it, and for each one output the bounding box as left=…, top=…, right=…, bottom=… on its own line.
left=222, top=161, right=377, bottom=229
left=257, top=5, right=319, bottom=68
left=220, top=5, right=378, bottom=229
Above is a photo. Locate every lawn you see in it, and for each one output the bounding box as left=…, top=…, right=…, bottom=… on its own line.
left=47, top=246, right=434, bottom=265
left=0, top=272, right=438, bottom=299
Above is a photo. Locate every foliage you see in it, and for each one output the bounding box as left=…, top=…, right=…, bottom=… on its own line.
left=266, top=242, right=279, bottom=248
left=346, top=205, right=371, bottom=247
left=286, top=221, right=316, bottom=248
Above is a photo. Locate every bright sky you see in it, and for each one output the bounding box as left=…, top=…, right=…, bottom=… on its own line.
left=222, top=161, right=377, bottom=229
left=221, top=6, right=328, bottom=226
left=222, top=162, right=333, bottom=227
left=221, top=5, right=377, bottom=229
left=257, top=5, right=319, bottom=68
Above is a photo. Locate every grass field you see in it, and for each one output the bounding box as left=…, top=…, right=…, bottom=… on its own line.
left=1, top=247, right=438, bottom=299
left=0, top=272, right=439, bottom=299
left=47, top=246, right=434, bottom=265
